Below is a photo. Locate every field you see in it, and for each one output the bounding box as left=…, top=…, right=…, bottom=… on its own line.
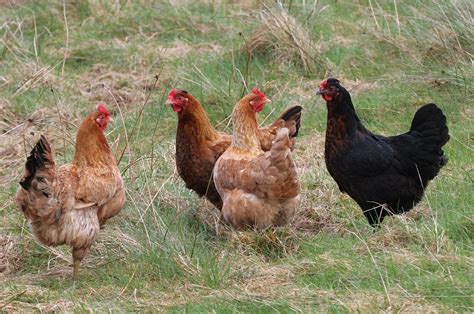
left=1, top=0, right=473, bottom=311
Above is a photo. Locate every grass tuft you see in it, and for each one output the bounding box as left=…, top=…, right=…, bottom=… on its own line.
left=245, top=2, right=326, bottom=74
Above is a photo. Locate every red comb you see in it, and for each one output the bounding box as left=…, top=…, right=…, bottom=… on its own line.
left=168, top=89, right=179, bottom=102
left=96, top=103, right=109, bottom=115
left=251, top=87, right=266, bottom=100
left=319, top=79, right=328, bottom=89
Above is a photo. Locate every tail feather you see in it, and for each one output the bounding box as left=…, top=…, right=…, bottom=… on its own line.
left=19, top=135, right=55, bottom=193
left=278, top=105, right=303, bottom=137
left=409, top=103, right=450, bottom=182
left=270, top=128, right=292, bottom=171
left=410, top=103, right=449, bottom=145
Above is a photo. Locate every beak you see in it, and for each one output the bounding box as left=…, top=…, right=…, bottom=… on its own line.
left=316, top=88, right=326, bottom=95
left=108, top=116, right=114, bottom=122
left=264, top=98, right=271, bottom=104
left=165, top=99, right=172, bottom=105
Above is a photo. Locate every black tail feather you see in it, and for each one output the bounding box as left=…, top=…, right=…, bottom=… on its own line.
left=278, top=105, right=303, bottom=137
left=19, top=135, right=53, bottom=190
left=410, top=103, right=450, bottom=146
left=409, top=103, right=450, bottom=182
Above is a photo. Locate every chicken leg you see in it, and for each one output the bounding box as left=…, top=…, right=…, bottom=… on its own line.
left=72, top=246, right=89, bottom=279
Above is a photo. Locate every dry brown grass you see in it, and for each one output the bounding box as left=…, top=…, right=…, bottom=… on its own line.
left=0, top=286, right=74, bottom=312
left=0, top=235, right=20, bottom=275
left=366, top=1, right=473, bottom=72
left=293, top=135, right=341, bottom=232
left=0, top=103, right=80, bottom=185
left=0, top=0, right=23, bottom=8
left=159, top=41, right=223, bottom=60
left=341, top=290, right=448, bottom=312
left=78, top=64, right=151, bottom=108
left=245, top=3, right=325, bottom=73
left=13, top=62, right=63, bottom=98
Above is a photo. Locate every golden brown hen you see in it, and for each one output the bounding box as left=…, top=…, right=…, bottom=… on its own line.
left=15, top=104, right=125, bottom=278
left=213, top=88, right=300, bottom=229
left=168, top=89, right=302, bottom=210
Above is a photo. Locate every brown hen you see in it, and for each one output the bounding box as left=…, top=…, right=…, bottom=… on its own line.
left=213, top=88, right=300, bottom=229
left=16, top=104, right=125, bottom=278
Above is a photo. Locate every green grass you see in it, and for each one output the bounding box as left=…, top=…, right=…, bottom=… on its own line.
left=1, top=0, right=473, bottom=311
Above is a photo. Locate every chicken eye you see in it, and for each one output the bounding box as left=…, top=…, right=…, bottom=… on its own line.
left=328, top=86, right=339, bottom=94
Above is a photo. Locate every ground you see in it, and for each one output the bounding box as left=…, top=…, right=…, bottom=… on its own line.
left=0, top=0, right=473, bottom=312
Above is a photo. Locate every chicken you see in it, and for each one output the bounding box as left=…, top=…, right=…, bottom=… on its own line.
left=213, top=88, right=300, bottom=229
left=317, top=78, right=449, bottom=228
left=167, top=88, right=302, bottom=210
left=15, top=104, right=125, bottom=278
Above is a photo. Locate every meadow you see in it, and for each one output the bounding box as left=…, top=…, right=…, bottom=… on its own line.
left=0, top=0, right=473, bottom=311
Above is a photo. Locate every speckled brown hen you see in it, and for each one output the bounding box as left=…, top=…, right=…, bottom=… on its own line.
left=213, top=88, right=300, bottom=229
left=168, top=89, right=302, bottom=210
left=15, top=104, right=125, bottom=278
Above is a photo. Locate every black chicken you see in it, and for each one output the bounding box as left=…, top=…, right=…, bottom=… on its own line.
left=317, top=78, right=449, bottom=228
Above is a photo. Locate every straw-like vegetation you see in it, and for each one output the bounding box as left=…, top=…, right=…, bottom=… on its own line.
left=245, top=2, right=325, bottom=74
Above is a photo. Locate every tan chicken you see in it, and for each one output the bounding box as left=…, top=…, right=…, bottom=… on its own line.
left=168, top=89, right=302, bottom=210
left=213, top=88, right=300, bottom=229
left=16, top=104, right=125, bottom=278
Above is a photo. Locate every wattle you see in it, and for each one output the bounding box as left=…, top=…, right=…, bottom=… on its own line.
left=172, top=104, right=182, bottom=113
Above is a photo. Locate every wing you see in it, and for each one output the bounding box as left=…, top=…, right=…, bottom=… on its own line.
left=257, top=120, right=284, bottom=151
left=328, top=132, right=426, bottom=214
left=336, top=133, right=396, bottom=178
left=249, top=128, right=299, bottom=200
left=74, top=165, right=122, bottom=207
left=16, top=162, right=80, bottom=222
left=385, top=129, right=447, bottom=182
left=216, top=128, right=299, bottom=201
left=97, top=180, right=125, bottom=224
left=344, top=130, right=440, bottom=181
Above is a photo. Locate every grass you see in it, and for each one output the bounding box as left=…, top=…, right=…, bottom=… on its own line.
left=1, top=0, right=473, bottom=311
